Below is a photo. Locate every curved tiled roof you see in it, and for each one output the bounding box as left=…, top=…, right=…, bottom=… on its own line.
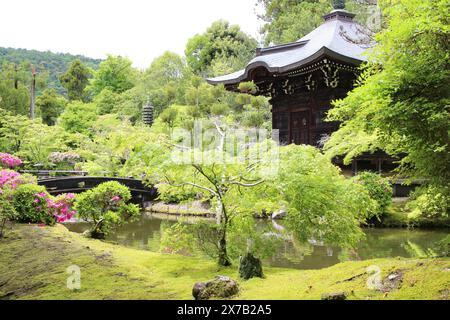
left=207, top=10, right=372, bottom=86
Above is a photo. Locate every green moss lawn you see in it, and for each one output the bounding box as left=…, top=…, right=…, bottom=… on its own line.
left=0, top=223, right=448, bottom=300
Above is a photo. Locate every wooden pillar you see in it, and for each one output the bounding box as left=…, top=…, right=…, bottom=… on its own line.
left=352, top=160, right=358, bottom=176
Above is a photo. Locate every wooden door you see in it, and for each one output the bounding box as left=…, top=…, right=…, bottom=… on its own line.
left=290, top=111, right=310, bottom=145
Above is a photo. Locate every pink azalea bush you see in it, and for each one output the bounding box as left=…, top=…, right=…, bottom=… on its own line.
left=0, top=154, right=28, bottom=194
left=1, top=158, right=76, bottom=225
left=0, top=170, right=36, bottom=194
left=34, top=192, right=76, bottom=223
left=0, top=153, right=23, bottom=168
left=0, top=170, right=21, bottom=191
left=10, top=184, right=76, bottom=225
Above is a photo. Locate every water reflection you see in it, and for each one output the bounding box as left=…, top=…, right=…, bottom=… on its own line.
left=65, top=214, right=449, bottom=270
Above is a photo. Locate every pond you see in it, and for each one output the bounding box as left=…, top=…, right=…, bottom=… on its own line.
left=65, top=214, right=449, bottom=270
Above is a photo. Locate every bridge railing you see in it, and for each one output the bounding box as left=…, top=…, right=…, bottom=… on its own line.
left=19, top=170, right=88, bottom=179
left=36, top=176, right=158, bottom=206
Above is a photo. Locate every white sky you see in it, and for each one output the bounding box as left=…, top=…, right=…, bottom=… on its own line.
left=1, top=0, right=263, bottom=69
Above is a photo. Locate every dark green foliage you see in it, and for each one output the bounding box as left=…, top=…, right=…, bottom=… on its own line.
left=0, top=62, right=30, bottom=115
left=0, top=47, right=101, bottom=95
left=59, top=59, right=91, bottom=101
left=333, top=0, right=346, bottom=10
left=238, top=253, right=264, bottom=280
left=35, top=89, right=67, bottom=125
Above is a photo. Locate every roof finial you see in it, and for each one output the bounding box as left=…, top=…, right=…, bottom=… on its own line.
left=332, top=0, right=345, bottom=10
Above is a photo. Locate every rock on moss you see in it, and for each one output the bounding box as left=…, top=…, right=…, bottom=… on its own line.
left=321, top=292, right=347, bottom=300
left=193, top=276, right=239, bottom=300
left=239, top=253, right=263, bottom=280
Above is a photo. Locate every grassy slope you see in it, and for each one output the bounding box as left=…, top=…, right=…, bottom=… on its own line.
left=0, top=224, right=448, bottom=300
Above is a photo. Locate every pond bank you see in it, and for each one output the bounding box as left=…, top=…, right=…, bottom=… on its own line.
left=146, top=199, right=450, bottom=229
left=377, top=199, right=450, bottom=229
left=0, top=223, right=449, bottom=300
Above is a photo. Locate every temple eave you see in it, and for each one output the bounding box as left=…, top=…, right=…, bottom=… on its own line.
left=206, top=46, right=366, bottom=88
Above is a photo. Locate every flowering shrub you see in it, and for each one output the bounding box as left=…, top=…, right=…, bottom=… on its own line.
left=0, top=153, right=23, bottom=168
left=0, top=170, right=21, bottom=191
left=12, top=184, right=54, bottom=225
left=0, top=170, right=36, bottom=193
left=49, top=152, right=81, bottom=165
left=9, top=184, right=76, bottom=225
left=34, top=192, right=77, bottom=223
left=49, top=193, right=77, bottom=223
left=75, top=181, right=140, bottom=239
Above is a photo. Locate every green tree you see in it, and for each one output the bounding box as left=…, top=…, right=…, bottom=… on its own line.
left=93, top=88, right=120, bottom=115
left=143, top=52, right=186, bottom=88
left=0, top=62, right=30, bottom=115
left=159, top=106, right=179, bottom=133
left=36, top=89, right=67, bottom=125
left=150, top=125, right=373, bottom=266
left=257, top=0, right=331, bottom=45
left=324, top=0, right=450, bottom=215
left=0, top=109, right=33, bottom=153
left=59, top=101, right=98, bottom=135
left=257, top=0, right=376, bottom=45
left=59, top=59, right=91, bottom=101
left=78, top=115, right=168, bottom=178
left=75, top=181, right=140, bottom=239
left=89, top=55, right=138, bottom=96
left=185, top=20, right=257, bottom=76
left=142, top=52, right=187, bottom=115
left=0, top=47, right=101, bottom=95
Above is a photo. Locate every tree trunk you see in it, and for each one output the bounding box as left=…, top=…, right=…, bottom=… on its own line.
left=218, top=227, right=231, bottom=267
left=29, top=69, right=36, bottom=119
left=216, top=196, right=231, bottom=266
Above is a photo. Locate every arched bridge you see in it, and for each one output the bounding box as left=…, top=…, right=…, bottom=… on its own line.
left=37, top=176, right=158, bottom=205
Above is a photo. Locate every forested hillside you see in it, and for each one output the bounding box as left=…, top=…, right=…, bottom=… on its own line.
left=0, top=47, right=102, bottom=94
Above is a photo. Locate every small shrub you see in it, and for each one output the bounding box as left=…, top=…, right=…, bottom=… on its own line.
left=407, top=185, right=449, bottom=219
left=353, top=172, right=392, bottom=218
left=0, top=195, right=17, bottom=238
left=12, top=184, right=55, bottom=225
left=75, top=181, right=140, bottom=238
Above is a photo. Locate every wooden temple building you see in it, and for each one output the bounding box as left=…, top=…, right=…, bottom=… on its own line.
left=207, top=3, right=395, bottom=175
